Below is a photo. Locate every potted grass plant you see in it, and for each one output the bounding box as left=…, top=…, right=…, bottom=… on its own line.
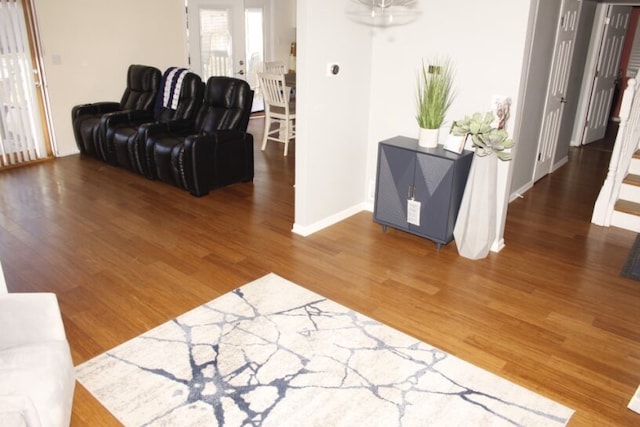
left=415, top=57, right=455, bottom=148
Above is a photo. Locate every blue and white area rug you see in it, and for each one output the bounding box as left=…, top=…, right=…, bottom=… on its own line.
left=76, top=273, right=574, bottom=426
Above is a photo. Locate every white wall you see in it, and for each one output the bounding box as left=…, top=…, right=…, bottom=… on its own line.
left=367, top=0, right=530, bottom=178
left=294, top=0, right=531, bottom=248
left=33, top=0, right=187, bottom=157
left=270, top=0, right=296, bottom=64
left=293, top=0, right=373, bottom=235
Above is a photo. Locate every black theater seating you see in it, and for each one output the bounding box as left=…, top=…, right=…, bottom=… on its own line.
left=104, top=68, right=204, bottom=174
left=71, top=64, right=161, bottom=162
left=142, top=76, right=254, bottom=197
left=72, top=66, right=254, bottom=197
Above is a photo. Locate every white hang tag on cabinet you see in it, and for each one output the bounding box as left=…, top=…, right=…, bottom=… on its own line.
left=407, top=199, right=421, bottom=226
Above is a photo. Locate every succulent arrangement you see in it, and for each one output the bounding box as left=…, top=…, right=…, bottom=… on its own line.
left=451, top=112, right=515, bottom=161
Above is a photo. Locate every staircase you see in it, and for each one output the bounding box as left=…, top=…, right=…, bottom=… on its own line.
left=611, top=152, right=640, bottom=232
left=592, top=78, right=640, bottom=231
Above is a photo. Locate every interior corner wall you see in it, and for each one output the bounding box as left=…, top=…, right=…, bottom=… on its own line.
left=33, top=0, right=187, bottom=157
left=293, top=0, right=373, bottom=234
left=270, top=0, right=296, bottom=63
left=365, top=0, right=530, bottom=248
left=366, top=1, right=530, bottom=150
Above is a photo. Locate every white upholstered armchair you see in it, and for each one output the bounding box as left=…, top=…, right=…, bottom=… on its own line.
left=0, top=262, right=75, bottom=427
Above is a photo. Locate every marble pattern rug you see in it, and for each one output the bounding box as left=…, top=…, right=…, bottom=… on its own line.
left=76, top=273, right=574, bottom=426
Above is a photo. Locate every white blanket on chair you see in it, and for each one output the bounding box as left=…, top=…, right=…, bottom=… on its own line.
left=161, top=67, right=190, bottom=110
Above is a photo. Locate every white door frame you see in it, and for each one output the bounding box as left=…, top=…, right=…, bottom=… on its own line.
left=577, top=4, right=631, bottom=145
left=533, top=0, right=582, bottom=183
left=572, top=2, right=640, bottom=148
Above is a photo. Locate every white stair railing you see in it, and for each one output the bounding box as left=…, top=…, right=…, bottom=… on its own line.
left=592, top=78, right=640, bottom=226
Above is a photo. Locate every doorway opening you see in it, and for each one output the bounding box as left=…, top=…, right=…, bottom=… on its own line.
left=186, top=0, right=268, bottom=113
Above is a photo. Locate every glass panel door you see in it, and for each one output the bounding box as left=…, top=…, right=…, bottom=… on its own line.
left=0, top=0, right=51, bottom=168
left=198, top=7, right=233, bottom=79
left=188, top=0, right=266, bottom=111
left=188, top=0, right=246, bottom=81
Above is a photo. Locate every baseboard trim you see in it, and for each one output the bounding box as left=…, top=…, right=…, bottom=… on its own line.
left=56, top=147, right=81, bottom=157
left=551, top=156, right=569, bottom=173
left=491, top=238, right=505, bottom=253
left=292, top=203, right=367, bottom=237
left=510, top=182, right=533, bottom=202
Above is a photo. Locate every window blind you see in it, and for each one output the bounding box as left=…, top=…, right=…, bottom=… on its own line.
left=199, top=9, right=232, bottom=79
left=0, top=0, right=46, bottom=166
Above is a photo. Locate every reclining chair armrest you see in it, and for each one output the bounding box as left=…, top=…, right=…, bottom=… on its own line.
left=126, top=109, right=156, bottom=122
left=140, top=121, right=198, bottom=180
left=183, top=130, right=253, bottom=196
left=139, top=121, right=169, bottom=139
left=99, top=110, right=129, bottom=130
left=71, top=102, right=121, bottom=156
left=182, top=134, right=215, bottom=197
left=100, top=109, right=133, bottom=127
left=167, top=118, right=197, bottom=134
left=91, top=101, right=122, bottom=114
left=210, top=129, right=246, bottom=143
left=71, top=101, right=121, bottom=118
left=138, top=120, right=196, bottom=152
left=141, top=119, right=196, bottom=140
left=103, top=110, right=155, bottom=129
left=99, top=110, right=140, bottom=164
left=185, top=130, right=247, bottom=147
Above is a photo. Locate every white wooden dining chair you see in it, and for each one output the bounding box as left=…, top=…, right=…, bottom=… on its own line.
left=258, top=72, right=295, bottom=156
left=264, top=61, right=287, bottom=74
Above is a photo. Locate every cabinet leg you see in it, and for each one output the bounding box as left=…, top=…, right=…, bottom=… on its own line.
left=382, top=225, right=387, bottom=233
left=436, top=242, right=442, bottom=251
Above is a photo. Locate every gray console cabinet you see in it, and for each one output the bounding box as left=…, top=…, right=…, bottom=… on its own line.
left=373, top=136, right=473, bottom=249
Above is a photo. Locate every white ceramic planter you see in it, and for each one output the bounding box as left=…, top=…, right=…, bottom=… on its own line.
left=418, top=127, right=439, bottom=148
left=453, top=153, right=497, bottom=260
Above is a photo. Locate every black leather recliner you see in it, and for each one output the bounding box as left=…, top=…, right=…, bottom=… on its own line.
left=71, top=64, right=161, bottom=162
left=104, top=68, right=205, bottom=174
left=143, top=76, right=254, bottom=197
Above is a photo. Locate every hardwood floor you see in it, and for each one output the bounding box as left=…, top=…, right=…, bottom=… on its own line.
left=1, top=117, right=639, bottom=426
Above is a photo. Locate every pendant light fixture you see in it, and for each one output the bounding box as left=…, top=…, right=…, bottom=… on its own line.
left=347, top=0, right=420, bottom=27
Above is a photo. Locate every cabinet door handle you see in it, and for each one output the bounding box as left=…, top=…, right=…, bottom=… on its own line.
left=407, top=185, right=414, bottom=199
